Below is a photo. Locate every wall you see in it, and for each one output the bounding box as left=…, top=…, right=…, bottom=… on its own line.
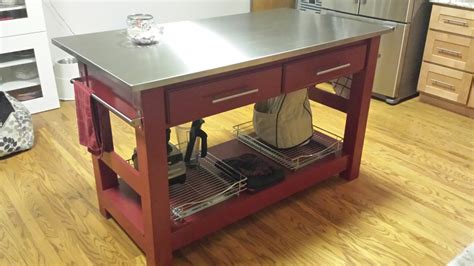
left=42, top=0, right=250, bottom=60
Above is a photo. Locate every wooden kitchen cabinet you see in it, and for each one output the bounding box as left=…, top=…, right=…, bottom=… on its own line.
left=418, top=4, right=474, bottom=118
left=418, top=63, right=472, bottom=104
left=430, top=5, right=474, bottom=37
left=423, top=30, right=474, bottom=72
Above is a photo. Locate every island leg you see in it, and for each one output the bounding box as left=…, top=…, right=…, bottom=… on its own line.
left=91, top=96, right=118, bottom=218
left=341, top=36, right=380, bottom=180
left=136, top=89, right=173, bottom=265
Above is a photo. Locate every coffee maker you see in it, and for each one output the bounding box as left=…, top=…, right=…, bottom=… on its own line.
left=131, top=120, right=208, bottom=185
left=131, top=128, right=186, bottom=185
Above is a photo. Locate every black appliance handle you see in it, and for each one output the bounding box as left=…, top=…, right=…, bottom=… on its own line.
left=198, top=130, right=207, bottom=158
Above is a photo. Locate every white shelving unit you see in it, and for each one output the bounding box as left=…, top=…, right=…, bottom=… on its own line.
left=1, top=77, right=40, bottom=91
left=0, top=54, right=36, bottom=68
left=0, top=0, right=59, bottom=114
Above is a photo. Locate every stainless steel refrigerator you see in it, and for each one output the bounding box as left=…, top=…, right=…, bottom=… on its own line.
left=298, top=0, right=432, bottom=104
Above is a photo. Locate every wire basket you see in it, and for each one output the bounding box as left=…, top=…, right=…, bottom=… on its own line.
left=126, top=148, right=247, bottom=222
left=169, top=152, right=247, bottom=222
left=233, top=122, right=343, bottom=171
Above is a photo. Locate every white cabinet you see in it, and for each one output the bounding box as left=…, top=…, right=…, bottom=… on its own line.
left=1, top=33, right=59, bottom=113
left=0, top=0, right=59, bottom=113
left=0, top=0, right=46, bottom=37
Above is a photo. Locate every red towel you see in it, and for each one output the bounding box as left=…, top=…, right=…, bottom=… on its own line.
left=73, top=81, right=102, bottom=156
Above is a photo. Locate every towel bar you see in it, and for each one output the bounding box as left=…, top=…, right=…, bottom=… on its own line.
left=71, top=78, right=142, bottom=127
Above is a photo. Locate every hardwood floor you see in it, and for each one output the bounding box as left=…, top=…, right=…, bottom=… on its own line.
left=0, top=95, right=472, bottom=265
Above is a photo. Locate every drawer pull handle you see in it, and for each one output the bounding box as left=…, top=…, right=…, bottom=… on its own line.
left=317, top=63, right=351, bottom=76
left=431, top=79, right=455, bottom=90
left=212, top=89, right=259, bottom=104
left=437, top=47, right=462, bottom=58
left=443, top=19, right=468, bottom=27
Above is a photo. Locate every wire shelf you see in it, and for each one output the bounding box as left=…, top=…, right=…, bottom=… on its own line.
left=169, top=152, right=247, bottom=222
left=233, top=122, right=343, bottom=171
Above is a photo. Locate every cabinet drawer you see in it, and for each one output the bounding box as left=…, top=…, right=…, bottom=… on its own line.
left=166, top=67, right=282, bottom=125
left=430, top=5, right=474, bottom=37
left=417, top=62, right=472, bottom=104
left=423, top=30, right=474, bottom=73
left=283, top=44, right=366, bottom=93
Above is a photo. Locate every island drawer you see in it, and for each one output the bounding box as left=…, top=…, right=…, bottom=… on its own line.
left=166, top=66, right=282, bottom=126
left=283, top=44, right=367, bottom=93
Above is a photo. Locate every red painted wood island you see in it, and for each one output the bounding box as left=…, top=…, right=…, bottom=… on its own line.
left=53, top=8, right=391, bottom=265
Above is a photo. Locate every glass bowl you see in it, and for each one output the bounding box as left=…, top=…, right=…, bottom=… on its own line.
left=127, top=14, right=163, bottom=45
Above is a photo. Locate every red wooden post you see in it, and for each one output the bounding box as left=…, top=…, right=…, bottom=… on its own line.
left=136, top=88, right=173, bottom=266
left=341, top=37, right=381, bottom=180
left=91, top=100, right=118, bottom=218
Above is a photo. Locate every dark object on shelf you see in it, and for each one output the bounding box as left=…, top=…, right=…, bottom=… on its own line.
left=7, top=86, right=43, bottom=102
left=253, top=88, right=313, bottom=149
left=217, top=153, right=284, bottom=191
left=184, top=119, right=208, bottom=165
left=131, top=128, right=186, bottom=185
left=0, top=92, right=34, bottom=158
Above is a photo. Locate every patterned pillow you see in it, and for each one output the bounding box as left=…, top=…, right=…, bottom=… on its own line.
left=0, top=92, right=34, bottom=158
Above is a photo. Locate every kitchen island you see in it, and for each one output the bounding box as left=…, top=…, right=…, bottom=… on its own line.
left=53, top=8, right=390, bottom=265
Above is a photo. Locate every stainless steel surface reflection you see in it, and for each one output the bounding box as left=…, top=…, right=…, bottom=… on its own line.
left=53, top=8, right=391, bottom=92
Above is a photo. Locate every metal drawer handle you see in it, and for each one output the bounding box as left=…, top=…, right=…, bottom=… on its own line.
left=317, top=63, right=351, bottom=76
left=212, top=88, right=259, bottom=104
left=437, top=47, right=462, bottom=58
left=443, top=19, right=469, bottom=27
left=431, top=79, right=455, bottom=90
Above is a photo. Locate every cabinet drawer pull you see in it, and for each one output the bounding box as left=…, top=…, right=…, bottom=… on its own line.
left=431, top=79, right=455, bottom=90
left=212, top=88, right=259, bottom=104
left=443, top=19, right=468, bottom=27
left=317, top=63, right=351, bottom=76
left=437, top=47, right=462, bottom=58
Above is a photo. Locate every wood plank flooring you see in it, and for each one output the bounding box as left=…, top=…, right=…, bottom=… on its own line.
left=0, top=96, right=472, bottom=265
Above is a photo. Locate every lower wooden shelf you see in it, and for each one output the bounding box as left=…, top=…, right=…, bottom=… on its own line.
left=102, top=184, right=145, bottom=249
left=100, top=138, right=348, bottom=252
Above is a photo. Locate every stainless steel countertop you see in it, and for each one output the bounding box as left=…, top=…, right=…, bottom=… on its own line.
left=429, top=0, right=474, bottom=9
left=53, top=8, right=392, bottom=92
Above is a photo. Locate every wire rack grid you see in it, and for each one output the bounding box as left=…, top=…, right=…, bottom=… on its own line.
left=233, top=122, right=343, bottom=170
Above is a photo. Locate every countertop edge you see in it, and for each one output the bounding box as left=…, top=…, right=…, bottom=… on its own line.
left=429, top=0, right=474, bottom=10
